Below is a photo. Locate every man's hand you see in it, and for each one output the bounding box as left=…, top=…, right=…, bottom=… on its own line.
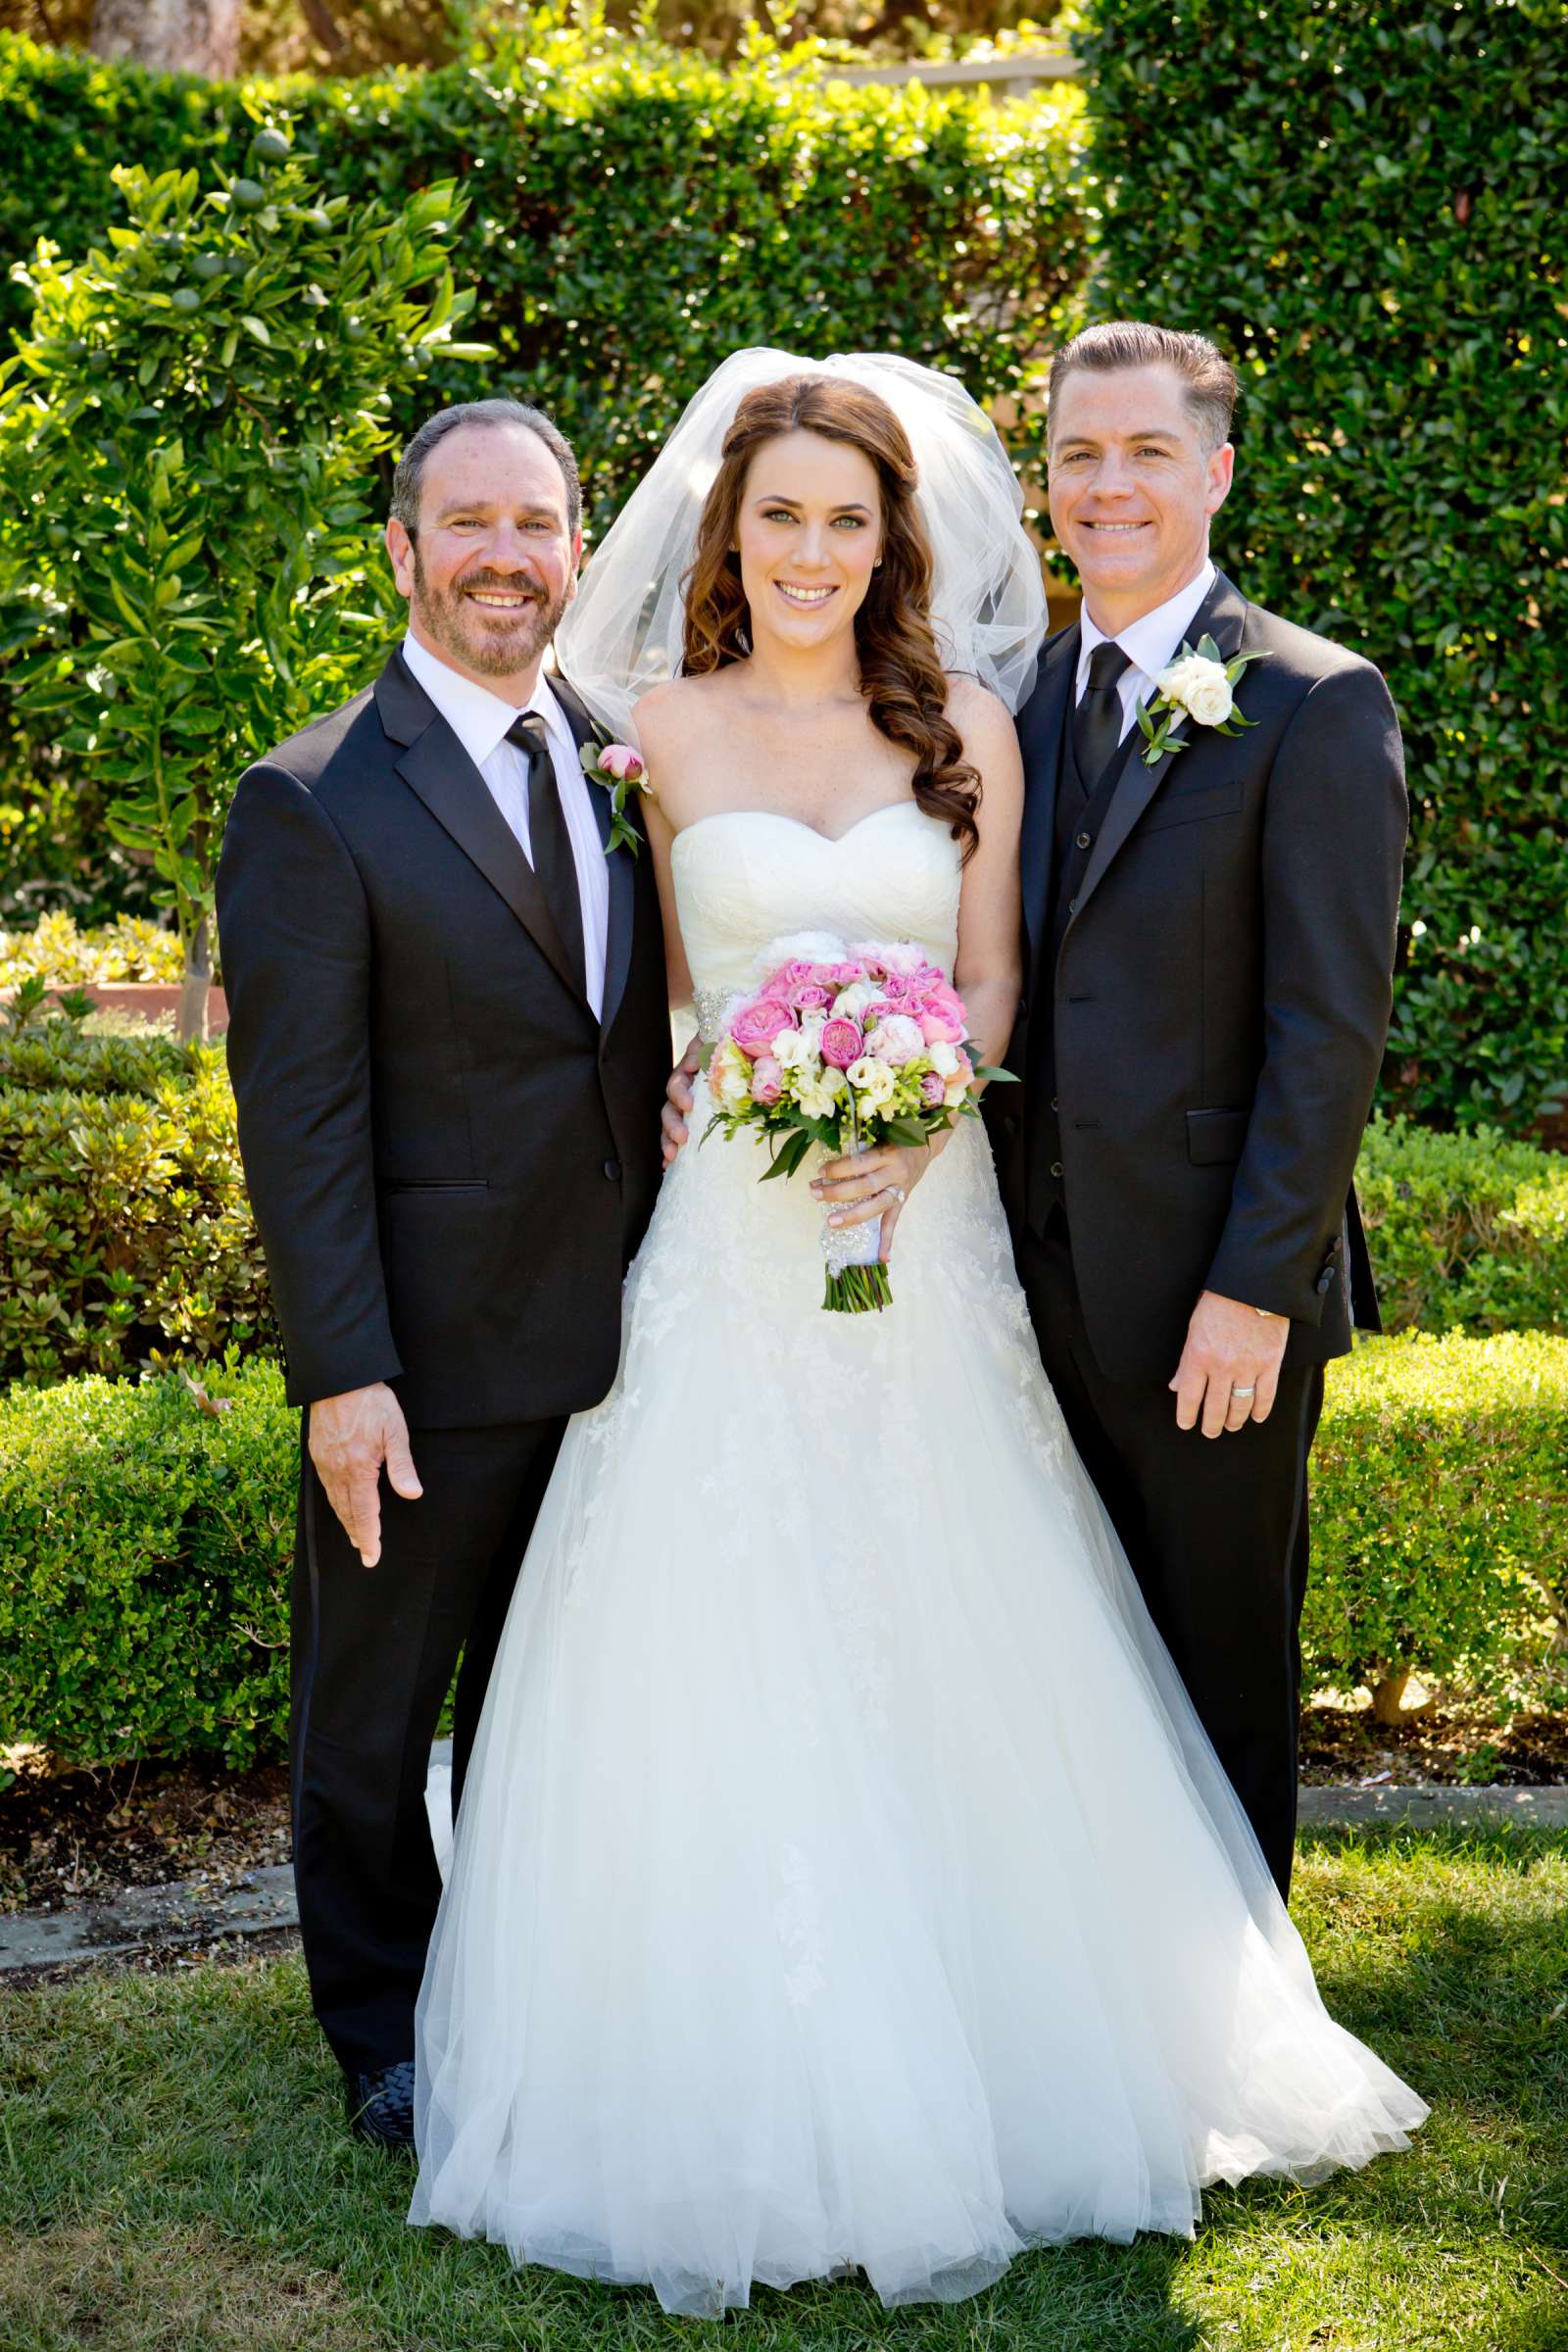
left=308, top=1382, right=422, bottom=1566
left=1169, top=1291, right=1291, bottom=1438
left=661, top=1032, right=702, bottom=1168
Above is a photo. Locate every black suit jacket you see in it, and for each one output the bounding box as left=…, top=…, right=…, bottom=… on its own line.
left=987, top=569, right=1407, bottom=1386
left=216, top=650, right=670, bottom=1427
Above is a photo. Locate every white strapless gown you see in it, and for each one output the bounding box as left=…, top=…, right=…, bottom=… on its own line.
left=408, top=802, right=1426, bottom=2315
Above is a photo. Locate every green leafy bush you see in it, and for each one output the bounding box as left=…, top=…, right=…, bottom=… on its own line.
left=0, top=1359, right=294, bottom=1768
left=0, top=1013, right=274, bottom=1387
left=0, top=910, right=182, bottom=986
left=1306, top=1332, right=1568, bottom=1707
left=0, top=122, right=487, bottom=1033
left=1359, top=1114, right=1568, bottom=1338
left=1076, top=0, right=1568, bottom=1134
left=1, top=1337, right=1560, bottom=1767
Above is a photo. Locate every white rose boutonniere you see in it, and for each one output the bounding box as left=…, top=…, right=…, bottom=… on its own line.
left=1135, top=633, right=1266, bottom=769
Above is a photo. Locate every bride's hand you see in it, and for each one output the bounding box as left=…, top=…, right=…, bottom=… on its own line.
left=811, top=1136, right=944, bottom=1263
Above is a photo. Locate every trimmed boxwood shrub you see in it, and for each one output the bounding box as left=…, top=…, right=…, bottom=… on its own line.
left=0, top=1336, right=1561, bottom=1766
left=1358, top=1114, right=1568, bottom=1339
left=0, top=1013, right=275, bottom=1386
left=1305, top=1331, right=1568, bottom=1709
left=0, top=1019, right=1557, bottom=1397
left=1076, top=0, right=1568, bottom=1136
left=0, top=1357, right=294, bottom=1767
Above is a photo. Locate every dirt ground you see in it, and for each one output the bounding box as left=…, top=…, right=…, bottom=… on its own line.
left=0, top=1751, right=291, bottom=1915
left=3, top=1692, right=1565, bottom=1919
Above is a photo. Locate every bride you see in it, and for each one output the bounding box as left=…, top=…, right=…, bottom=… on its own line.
left=407, top=350, right=1425, bottom=2315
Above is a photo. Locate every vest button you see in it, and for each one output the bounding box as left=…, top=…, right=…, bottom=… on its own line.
left=1076, top=831, right=1092, bottom=851
left=1050, top=1160, right=1064, bottom=1179
left=603, top=1157, right=621, bottom=1182
left=1067, top=898, right=1079, bottom=914
left=1051, top=1096, right=1059, bottom=1111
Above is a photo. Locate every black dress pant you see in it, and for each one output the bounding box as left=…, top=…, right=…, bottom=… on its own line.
left=290, top=1414, right=564, bottom=2077
left=1014, top=1208, right=1323, bottom=1899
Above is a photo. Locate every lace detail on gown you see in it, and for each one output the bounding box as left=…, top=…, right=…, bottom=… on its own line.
left=409, top=800, right=1427, bottom=2318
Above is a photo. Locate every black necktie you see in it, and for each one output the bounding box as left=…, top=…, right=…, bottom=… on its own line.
left=1071, top=641, right=1132, bottom=796
left=507, top=711, right=586, bottom=999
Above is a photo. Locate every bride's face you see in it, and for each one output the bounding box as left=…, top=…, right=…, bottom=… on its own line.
left=734, top=430, right=883, bottom=658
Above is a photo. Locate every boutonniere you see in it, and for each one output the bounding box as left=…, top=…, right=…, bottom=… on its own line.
left=580, top=734, right=651, bottom=858
left=1135, top=635, right=1266, bottom=768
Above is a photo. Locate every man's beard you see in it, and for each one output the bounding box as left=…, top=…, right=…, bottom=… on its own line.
left=410, top=549, right=570, bottom=677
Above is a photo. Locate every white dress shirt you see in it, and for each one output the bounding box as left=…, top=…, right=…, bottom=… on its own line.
left=1076, top=559, right=1218, bottom=745
left=401, top=631, right=610, bottom=1019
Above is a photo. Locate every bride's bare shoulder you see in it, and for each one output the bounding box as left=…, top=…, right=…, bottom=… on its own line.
left=633, top=672, right=732, bottom=745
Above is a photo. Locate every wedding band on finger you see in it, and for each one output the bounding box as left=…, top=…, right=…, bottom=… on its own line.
left=888, top=1185, right=906, bottom=1204
left=1231, top=1384, right=1256, bottom=1399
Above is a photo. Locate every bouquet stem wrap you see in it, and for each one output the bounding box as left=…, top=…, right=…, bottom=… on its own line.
left=819, top=1123, right=893, bottom=1315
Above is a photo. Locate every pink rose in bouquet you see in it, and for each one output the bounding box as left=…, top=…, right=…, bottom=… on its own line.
left=918, top=982, right=968, bottom=1046
left=751, top=1055, right=784, bottom=1105
left=731, top=997, right=798, bottom=1056
left=919, top=1070, right=948, bottom=1109
left=794, top=982, right=834, bottom=1011
left=819, top=1017, right=865, bottom=1070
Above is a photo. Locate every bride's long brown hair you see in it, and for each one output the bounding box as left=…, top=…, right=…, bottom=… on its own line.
left=680, top=374, right=981, bottom=858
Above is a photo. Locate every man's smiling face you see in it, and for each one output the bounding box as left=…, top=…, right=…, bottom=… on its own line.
left=386, top=421, right=581, bottom=695
left=1047, top=362, right=1234, bottom=631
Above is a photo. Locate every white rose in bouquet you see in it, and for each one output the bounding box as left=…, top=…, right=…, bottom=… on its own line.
left=847, top=1055, right=897, bottom=1110
left=831, top=981, right=878, bottom=1021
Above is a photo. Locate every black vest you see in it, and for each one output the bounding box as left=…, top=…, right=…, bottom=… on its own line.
left=1027, top=685, right=1136, bottom=1227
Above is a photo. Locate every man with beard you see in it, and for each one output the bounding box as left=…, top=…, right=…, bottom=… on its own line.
left=217, top=402, right=670, bottom=2148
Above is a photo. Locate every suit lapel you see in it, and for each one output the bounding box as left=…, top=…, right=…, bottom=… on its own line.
left=1017, top=624, right=1078, bottom=985
left=1064, top=570, right=1250, bottom=933
left=373, top=650, right=583, bottom=1005
left=551, top=669, right=635, bottom=1037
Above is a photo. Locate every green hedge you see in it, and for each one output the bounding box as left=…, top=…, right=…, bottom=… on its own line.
left=1077, top=0, right=1568, bottom=1135
left=1305, top=1331, right=1568, bottom=1708
left=0, top=1358, right=294, bottom=1767
left=0, top=22, right=1084, bottom=525
left=1, top=1337, right=1561, bottom=1766
left=0, top=1014, right=1558, bottom=1396
left=0, top=1014, right=275, bottom=1387
left=1357, top=1113, right=1568, bottom=1339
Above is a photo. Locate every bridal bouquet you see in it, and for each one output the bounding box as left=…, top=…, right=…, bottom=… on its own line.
left=701, top=934, right=1008, bottom=1313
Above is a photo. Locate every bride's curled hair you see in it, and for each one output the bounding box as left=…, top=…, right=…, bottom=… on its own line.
left=681, top=374, right=982, bottom=858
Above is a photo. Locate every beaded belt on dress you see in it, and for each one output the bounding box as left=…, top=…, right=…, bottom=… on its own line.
left=692, top=986, right=736, bottom=1048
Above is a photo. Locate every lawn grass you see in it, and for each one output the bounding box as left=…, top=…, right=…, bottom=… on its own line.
left=1, top=1825, right=1565, bottom=2351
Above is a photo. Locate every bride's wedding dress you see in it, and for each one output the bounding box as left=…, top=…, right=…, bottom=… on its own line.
left=409, top=800, right=1426, bottom=2316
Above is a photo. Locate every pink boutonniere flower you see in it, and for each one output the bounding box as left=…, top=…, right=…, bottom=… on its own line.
left=580, top=737, right=652, bottom=857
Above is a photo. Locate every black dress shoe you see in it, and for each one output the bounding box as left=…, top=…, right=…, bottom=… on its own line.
left=345, top=2058, right=416, bottom=2153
